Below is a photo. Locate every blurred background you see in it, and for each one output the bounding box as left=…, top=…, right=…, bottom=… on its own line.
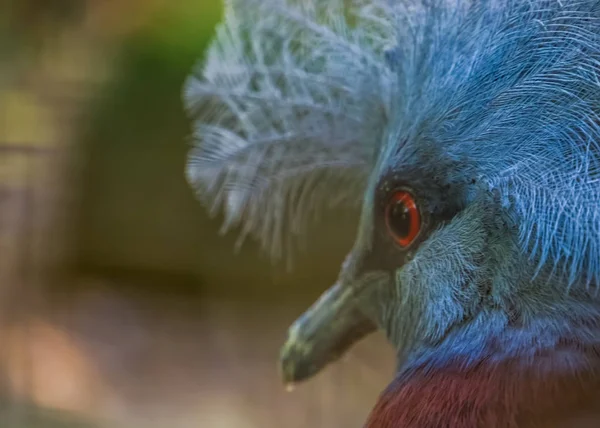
left=0, top=1, right=395, bottom=427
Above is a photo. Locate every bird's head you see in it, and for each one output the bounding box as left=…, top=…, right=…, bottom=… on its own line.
left=184, top=0, right=600, bottom=397
left=279, top=136, right=509, bottom=384
left=272, top=0, right=600, bottom=386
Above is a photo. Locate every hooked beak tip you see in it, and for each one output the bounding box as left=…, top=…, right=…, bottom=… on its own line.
left=277, top=280, right=380, bottom=386
left=278, top=331, right=318, bottom=385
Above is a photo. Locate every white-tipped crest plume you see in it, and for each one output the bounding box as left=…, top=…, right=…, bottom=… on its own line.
left=184, top=0, right=394, bottom=262
left=184, top=0, right=600, bottom=290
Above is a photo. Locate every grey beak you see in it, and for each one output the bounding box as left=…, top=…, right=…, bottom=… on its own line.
left=279, top=282, right=377, bottom=385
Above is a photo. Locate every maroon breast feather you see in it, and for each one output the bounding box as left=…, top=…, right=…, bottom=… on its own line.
left=365, top=353, right=600, bottom=428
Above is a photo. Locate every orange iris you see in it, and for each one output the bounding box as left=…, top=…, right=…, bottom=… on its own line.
left=385, top=191, right=420, bottom=248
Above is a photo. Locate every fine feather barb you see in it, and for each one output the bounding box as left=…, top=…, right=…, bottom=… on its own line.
left=382, top=0, right=600, bottom=289
left=185, top=0, right=600, bottom=290
left=184, top=0, right=393, bottom=262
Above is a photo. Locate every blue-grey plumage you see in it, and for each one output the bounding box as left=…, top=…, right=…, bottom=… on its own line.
left=185, top=0, right=600, bottom=425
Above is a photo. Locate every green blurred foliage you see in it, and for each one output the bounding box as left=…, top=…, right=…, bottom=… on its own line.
left=73, top=2, right=230, bottom=287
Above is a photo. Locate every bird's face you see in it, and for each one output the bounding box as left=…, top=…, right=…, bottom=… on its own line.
left=280, top=143, right=510, bottom=385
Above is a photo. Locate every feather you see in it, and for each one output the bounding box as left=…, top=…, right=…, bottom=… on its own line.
left=379, top=0, right=600, bottom=290
left=185, top=0, right=600, bottom=289
left=183, top=0, right=393, bottom=261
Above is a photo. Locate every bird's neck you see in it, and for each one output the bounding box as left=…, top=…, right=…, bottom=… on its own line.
left=366, top=306, right=600, bottom=428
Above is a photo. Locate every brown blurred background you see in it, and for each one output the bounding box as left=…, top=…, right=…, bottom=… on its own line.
left=0, top=1, right=395, bottom=427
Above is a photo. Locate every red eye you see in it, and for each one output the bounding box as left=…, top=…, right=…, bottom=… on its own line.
left=385, top=191, right=420, bottom=248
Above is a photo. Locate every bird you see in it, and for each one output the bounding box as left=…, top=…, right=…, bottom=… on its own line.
left=183, top=0, right=600, bottom=426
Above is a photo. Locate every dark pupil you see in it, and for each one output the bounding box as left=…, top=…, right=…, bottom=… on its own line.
left=390, top=201, right=411, bottom=238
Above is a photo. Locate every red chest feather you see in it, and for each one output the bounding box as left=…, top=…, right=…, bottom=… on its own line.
left=364, top=358, right=600, bottom=428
